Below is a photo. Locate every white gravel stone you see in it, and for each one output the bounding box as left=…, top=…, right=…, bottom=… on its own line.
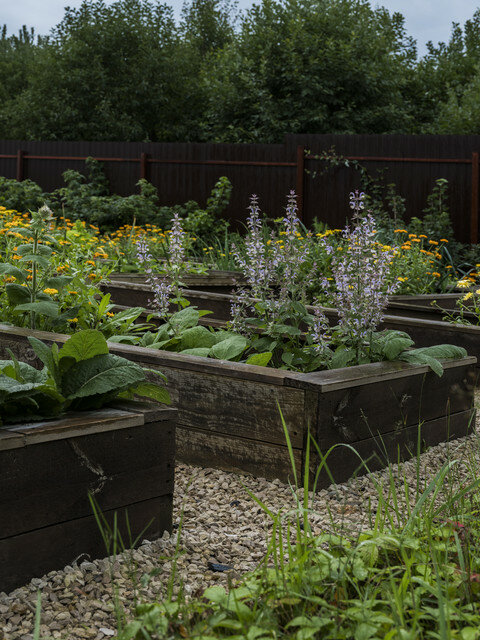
left=1, top=420, right=480, bottom=639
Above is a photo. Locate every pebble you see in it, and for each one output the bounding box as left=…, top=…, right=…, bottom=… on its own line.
left=1, top=420, right=480, bottom=639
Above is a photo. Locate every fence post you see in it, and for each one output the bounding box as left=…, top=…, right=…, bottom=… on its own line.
left=140, top=152, right=149, bottom=181
left=16, top=149, right=24, bottom=181
left=471, top=151, right=479, bottom=244
left=296, top=145, right=305, bottom=221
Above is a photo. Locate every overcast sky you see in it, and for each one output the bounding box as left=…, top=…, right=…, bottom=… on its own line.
left=1, top=0, right=479, bottom=56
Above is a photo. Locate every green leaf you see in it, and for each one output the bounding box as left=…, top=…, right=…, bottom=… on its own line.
left=131, top=382, right=171, bottom=405
left=210, top=335, right=247, bottom=360
left=245, top=352, right=272, bottom=367
left=18, top=254, right=50, bottom=269
left=5, top=283, right=30, bottom=305
left=16, top=301, right=59, bottom=317
left=377, top=330, right=414, bottom=360
left=62, top=354, right=145, bottom=400
left=169, top=307, right=200, bottom=332
left=59, top=330, right=109, bottom=363
left=27, top=336, right=59, bottom=383
left=0, top=263, right=26, bottom=282
left=180, top=347, right=211, bottom=357
left=179, top=326, right=218, bottom=350
left=331, top=347, right=355, bottom=369
left=45, top=275, right=72, bottom=290
left=399, top=344, right=467, bottom=377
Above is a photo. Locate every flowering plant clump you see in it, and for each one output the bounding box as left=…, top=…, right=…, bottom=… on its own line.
left=321, top=192, right=399, bottom=360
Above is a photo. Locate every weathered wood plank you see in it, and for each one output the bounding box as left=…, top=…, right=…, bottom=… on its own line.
left=1, top=419, right=176, bottom=538
left=286, top=357, right=476, bottom=392
left=0, top=495, right=172, bottom=594
left=311, top=408, right=474, bottom=488
left=144, top=362, right=305, bottom=448
left=3, top=409, right=144, bottom=445
left=176, top=425, right=302, bottom=482
left=315, top=366, right=475, bottom=445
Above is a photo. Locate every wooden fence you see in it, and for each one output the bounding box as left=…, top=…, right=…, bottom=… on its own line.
left=0, top=135, right=479, bottom=243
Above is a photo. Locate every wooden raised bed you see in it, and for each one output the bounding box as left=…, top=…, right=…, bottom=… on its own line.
left=102, top=281, right=480, bottom=373
left=0, top=401, right=176, bottom=593
left=105, top=269, right=244, bottom=294
left=0, top=325, right=475, bottom=492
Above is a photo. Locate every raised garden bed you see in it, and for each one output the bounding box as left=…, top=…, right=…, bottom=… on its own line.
left=0, top=325, right=475, bottom=492
left=101, top=281, right=480, bottom=373
left=106, top=269, right=244, bottom=294
left=0, top=401, right=176, bottom=593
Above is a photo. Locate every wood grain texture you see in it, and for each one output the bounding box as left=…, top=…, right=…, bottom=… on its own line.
left=0, top=495, right=172, bottom=594
left=311, top=409, right=474, bottom=488
left=1, top=418, right=176, bottom=538
left=176, top=425, right=302, bottom=481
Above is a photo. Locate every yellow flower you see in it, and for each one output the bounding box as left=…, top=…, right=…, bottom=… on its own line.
left=88, top=273, right=97, bottom=280
left=419, top=234, right=427, bottom=239
left=394, top=229, right=407, bottom=233
left=457, top=279, right=471, bottom=288
left=43, top=288, right=58, bottom=295
left=431, top=272, right=441, bottom=278
left=106, top=312, right=115, bottom=318
left=429, top=240, right=439, bottom=246
left=68, top=290, right=78, bottom=295
left=440, top=239, right=449, bottom=243
left=463, top=292, right=474, bottom=301
left=67, top=318, right=78, bottom=323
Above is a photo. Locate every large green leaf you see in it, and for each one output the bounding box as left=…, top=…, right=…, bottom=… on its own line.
left=0, top=263, right=26, bottom=282
left=245, top=352, right=273, bottom=367
left=17, top=243, right=53, bottom=257
left=16, top=301, right=59, bottom=317
left=45, top=275, right=73, bottom=290
left=179, top=326, right=218, bottom=350
left=27, top=336, right=60, bottom=384
left=377, top=330, right=414, bottom=361
left=169, top=307, right=200, bottom=332
left=130, top=382, right=171, bottom=405
left=62, top=354, right=146, bottom=399
left=399, top=344, right=468, bottom=377
left=0, top=359, right=48, bottom=384
left=180, top=347, right=211, bottom=357
left=59, top=330, right=109, bottom=363
left=5, top=283, right=30, bottom=305
left=210, top=335, right=247, bottom=360
left=18, top=254, right=50, bottom=269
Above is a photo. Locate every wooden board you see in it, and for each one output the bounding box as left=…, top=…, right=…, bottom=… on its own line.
left=0, top=420, right=175, bottom=539
left=176, top=426, right=302, bottom=482
left=311, top=409, right=474, bottom=487
left=0, top=324, right=475, bottom=487
left=0, top=495, right=172, bottom=594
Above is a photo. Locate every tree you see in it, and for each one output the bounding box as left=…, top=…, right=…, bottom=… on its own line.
left=197, top=0, right=418, bottom=142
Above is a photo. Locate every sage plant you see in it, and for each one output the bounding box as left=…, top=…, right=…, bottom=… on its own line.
left=310, top=191, right=399, bottom=360
left=136, top=211, right=189, bottom=317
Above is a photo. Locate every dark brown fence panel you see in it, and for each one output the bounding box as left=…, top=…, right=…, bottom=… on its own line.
left=286, top=134, right=480, bottom=243
left=1, top=136, right=480, bottom=243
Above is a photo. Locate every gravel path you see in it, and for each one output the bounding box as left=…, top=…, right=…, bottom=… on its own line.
left=2, top=429, right=480, bottom=640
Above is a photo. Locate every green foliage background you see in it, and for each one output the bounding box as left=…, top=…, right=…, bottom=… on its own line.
left=2, top=0, right=480, bottom=142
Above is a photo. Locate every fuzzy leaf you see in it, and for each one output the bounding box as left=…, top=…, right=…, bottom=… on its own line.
left=210, top=335, right=247, bottom=360
left=179, top=326, right=218, bottom=350
left=5, top=283, right=30, bottom=305
left=62, top=354, right=145, bottom=399
left=131, top=382, right=171, bottom=405
left=59, top=330, right=109, bottom=363
left=180, top=347, right=211, bottom=357
left=16, top=301, right=59, bottom=317
left=245, top=352, right=272, bottom=367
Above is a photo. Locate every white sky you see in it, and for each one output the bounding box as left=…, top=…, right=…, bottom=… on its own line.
left=1, top=0, right=479, bottom=56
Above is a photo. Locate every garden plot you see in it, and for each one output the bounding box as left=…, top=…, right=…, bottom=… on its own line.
left=0, top=324, right=475, bottom=485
